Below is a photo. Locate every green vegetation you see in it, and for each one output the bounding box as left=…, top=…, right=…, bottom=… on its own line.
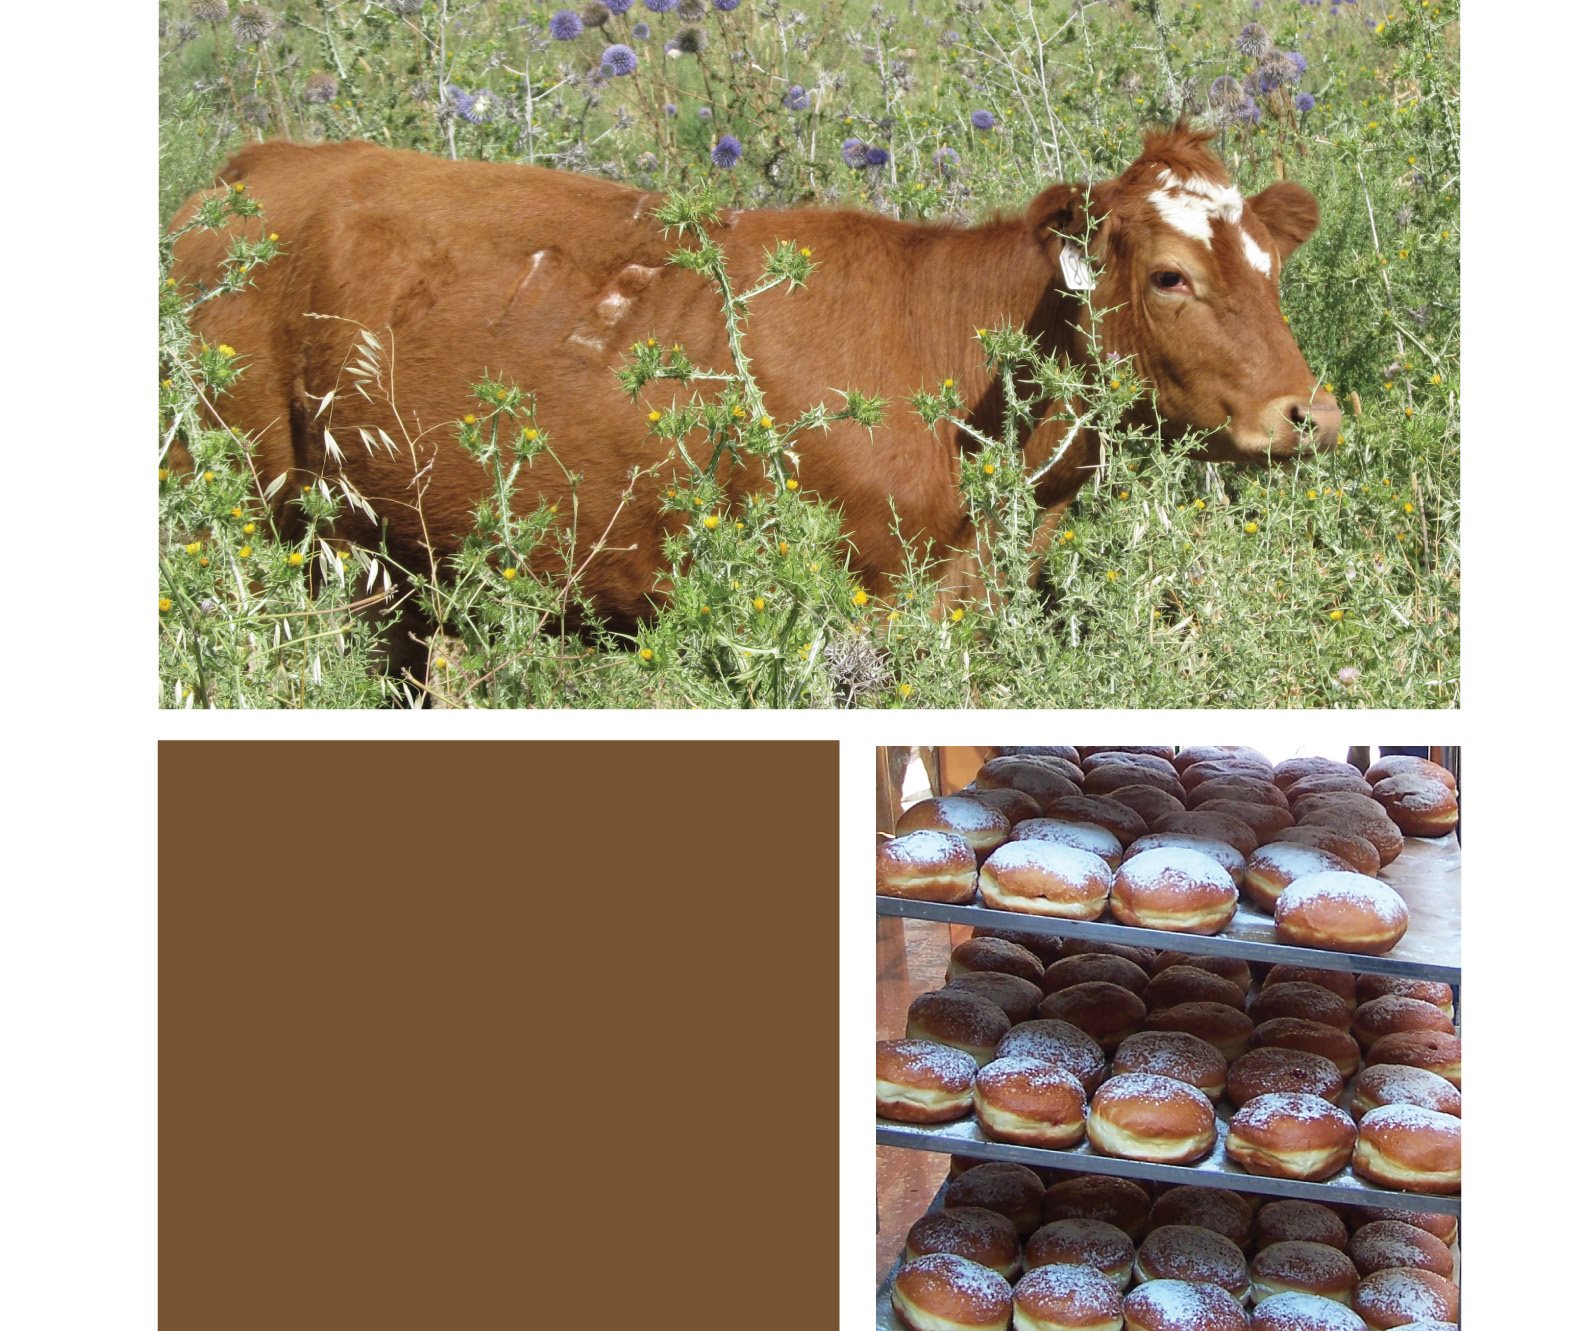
left=158, top=0, right=1459, bottom=707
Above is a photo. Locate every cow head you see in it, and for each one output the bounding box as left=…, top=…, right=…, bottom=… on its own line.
left=1029, top=126, right=1339, bottom=460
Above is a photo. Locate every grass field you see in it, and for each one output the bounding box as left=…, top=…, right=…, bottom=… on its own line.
left=158, top=0, right=1458, bottom=708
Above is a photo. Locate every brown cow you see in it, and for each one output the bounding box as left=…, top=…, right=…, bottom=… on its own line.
left=169, top=126, right=1337, bottom=628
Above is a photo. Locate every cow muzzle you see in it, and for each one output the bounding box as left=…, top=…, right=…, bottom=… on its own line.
left=1231, top=391, right=1343, bottom=458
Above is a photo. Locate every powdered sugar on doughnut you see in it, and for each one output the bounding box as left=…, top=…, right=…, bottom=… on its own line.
left=895, top=1250, right=1013, bottom=1308
left=1013, top=1263, right=1122, bottom=1317
left=984, top=838, right=1113, bottom=877
left=1353, top=1268, right=1458, bottom=1323
left=1276, top=872, right=1410, bottom=924
left=1095, top=1071, right=1210, bottom=1108
left=1123, top=1279, right=1247, bottom=1327
left=1373, top=774, right=1454, bottom=811
left=1026, top=1217, right=1134, bottom=1273
left=881, top=830, right=974, bottom=865
left=1249, top=843, right=1352, bottom=878
left=879, top=1039, right=979, bottom=1084
left=903, top=797, right=1010, bottom=835
left=1011, top=818, right=1123, bottom=858
left=1349, top=1220, right=1451, bottom=1275
left=1117, top=847, right=1232, bottom=891
left=1354, top=1065, right=1460, bottom=1115
left=1251, top=1290, right=1368, bottom=1331
left=1232, top=1091, right=1356, bottom=1133
left=1255, top=1200, right=1348, bottom=1249
left=1251, top=1240, right=1357, bottom=1290
left=1359, top=1102, right=1461, bottom=1139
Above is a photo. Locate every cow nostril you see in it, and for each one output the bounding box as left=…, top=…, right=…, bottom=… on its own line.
left=1287, top=401, right=1309, bottom=427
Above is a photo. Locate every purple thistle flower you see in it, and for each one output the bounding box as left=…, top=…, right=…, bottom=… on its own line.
left=645, top=0, right=679, bottom=9
left=600, top=43, right=638, bottom=75
left=1285, top=51, right=1307, bottom=79
left=1295, top=92, right=1316, bottom=112
left=303, top=71, right=338, bottom=105
left=696, top=105, right=712, bottom=119
left=782, top=84, right=810, bottom=112
left=602, top=0, right=634, bottom=13
left=970, top=109, right=996, bottom=131
left=711, top=134, right=742, bottom=168
left=841, top=137, right=869, bottom=169
left=449, top=86, right=497, bottom=125
left=632, top=21, right=650, bottom=38
left=549, top=9, right=583, bottom=39
left=931, top=146, right=959, bottom=173
left=1236, top=23, right=1269, bottom=58
left=1239, top=98, right=1262, bottom=126
left=664, top=102, right=678, bottom=117
left=864, top=145, right=890, bottom=168
left=712, top=0, right=740, bottom=9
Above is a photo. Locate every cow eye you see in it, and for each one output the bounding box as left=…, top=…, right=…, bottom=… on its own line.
left=1151, top=269, right=1190, bottom=294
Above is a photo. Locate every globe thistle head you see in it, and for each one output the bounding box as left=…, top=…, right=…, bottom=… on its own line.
left=671, top=25, right=706, bottom=54
left=645, top=0, right=680, bottom=10
left=1284, top=51, right=1307, bottom=80
left=712, top=0, right=740, bottom=9
left=841, top=137, right=869, bottom=169
left=970, top=108, right=995, bottom=131
left=664, top=101, right=678, bottom=117
left=824, top=634, right=890, bottom=703
left=191, top=0, right=228, bottom=25
left=711, top=134, right=742, bottom=168
left=549, top=9, right=584, bottom=39
left=1235, top=22, right=1269, bottom=58
left=863, top=145, right=889, bottom=168
left=1238, top=97, right=1262, bottom=126
left=582, top=3, right=611, bottom=27
left=453, top=87, right=498, bottom=125
left=931, top=146, right=959, bottom=173
left=1207, top=75, right=1247, bottom=115
left=600, top=43, right=638, bottom=75
left=1254, top=50, right=1297, bottom=93
left=239, top=94, right=271, bottom=128
left=696, top=105, right=712, bottom=119
left=602, top=0, right=634, bottom=13
left=231, top=4, right=277, bottom=44
left=303, top=72, right=339, bottom=105
left=679, top=0, right=706, bottom=16
left=632, top=21, right=650, bottom=38
left=1294, top=91, right=1316, bottom=113
left=782, top=84, right=810, bottom=111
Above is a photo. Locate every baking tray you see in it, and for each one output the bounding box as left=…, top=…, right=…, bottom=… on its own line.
left=876, top=834, right=1460, bottom=983
left=875, top=1101, right=1460, bottom=1218
left=876, top=1180, right=951, bottom=1331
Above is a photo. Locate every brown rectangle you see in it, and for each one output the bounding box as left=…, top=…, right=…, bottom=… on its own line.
left=161, top=741, right=838, bottom=1330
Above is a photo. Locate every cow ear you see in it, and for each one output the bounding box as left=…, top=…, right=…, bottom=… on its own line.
left=1027, top=181, right=1116, bottom=253
left=1248, top=181, right=1320, bottom=265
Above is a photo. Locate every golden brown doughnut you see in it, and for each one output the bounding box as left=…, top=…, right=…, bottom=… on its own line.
left=1126, top=835, right=1246, bottom=886
left=1175, top=745, right=1272, bottom=773
left=877, top=1039, right=980, bottom=1123
left=1353, top=975, right=1454, bottom=1018
left=906, top=1207, right=1023, bottom=1280
left=1133, top=1227, right=1250, bottom=1304
left=1085, top=764, right=1186, bottom=800
left=945, top=1162, right=1047, bottom=1237
left=1226, top=1047, right=1345, bottom=1107
left=1248, top=1241, right=1359, bottom=1304
left=1151, top=951, right=1253, bottom=991
left=878, top=831, right=980, bottom=904
left=961, top=786, right=1047, bottom=828
left=1042, top=1174, right=1153, bottom=1240
left=973, top=757, right=1083, bottom=805
left=1362, top=1031, right=1461, bottom=1088
left=996, top=1020, right=1108, bottom=1094
left=1042, top=953, right=1150, bottom=997
left=1147, top=1186, right=1253, bottom=1252
left=1036, top=982, right=1147, bottom=1050
left=1249, top=1017, right=1361, bottom=1080
left=1254, top=1201, right=1349, bottom=1253
left=1250, top=1292, right=1368, bottom=1330
left=1226, top=1092, right=1358, bottom=1180
left=1152, top=811, right=1261, bottom=858
left=1085, top=1073, right=1217, bottom=1164
left=1180, top=757, right=1276, bottom=789
left=997, top=744, right=1082, bottom=767
left=897, top=796, right=1012, bottom=862
left=1348, top=1065, right=1460, bottom=1121
left=1284, top=772, right=1375, bottom=803
left=1273, top=757, right=1365, bottom=791
left=1011, top=818, right=1125, bottom=870
left=1249, top=982, right=1354, bottom=1032
left=973, top=1056, right=1088, bottom=1147
left=1290, top=792, right=1389, bottom=822
left=890, top=1252, right=1014, bottom=1331
left=1294, top=807, right=1404, bottom=867
left=1350, top=1207, right=1456, bottom=1246
left=1023, top=1218, right=1135, bottom=1288
left=1112, top=1032, right=1227, bottom=1100
left=979, top=839, right=1115, bottom=918
left=948, top=937, right=1048, bottom=985
left=945, top=972, right=1045, bottom=1025
left=1347, top=1220, right=1453, bottom=1278
left=1351, top=1268, right=1459, bottom=1329
left=1261, top=965, right=1357, bottom=1003
left=1364, top=756, right=1455, bottom=790
left=1145, top=965, right=1247, bottom=1012
left=1122, top=1280, right=1248, bottom=1331
left=1242, top=844, right=1356, bottom=913
left=906, top=989, right=1012, bottom=1066
left=1083, top=748, right=1176, bottom=772
left=1109, top=848, right=1239, bottom=934
left=1060, top=938, right=1160, bottom=970
left=1082, top=745, right=1177, bottom=761
left=1188, top=776, right=1292, bottom=810
left=974, top=926, right=1071, bottom=965
left=1012, top=1264, right=1127, bottom=1331
left=1044, top=794, right=1151, bottom=847
left=1350, top=996, right=1454, bottom=1052
left=1109, top=784, right=1189, bottom=826
left=1351, top=1105, right=1461, bottom=1193
left=1195, top=800, right=1296, bottom=843
left=1369, top=775, right=1458, bottom=838
left=1273, top=873, right=1410, bottom=955
left=1269, top=825, right=1382, bottom=877
left=1143, top=1002, right=1255, bottom=1063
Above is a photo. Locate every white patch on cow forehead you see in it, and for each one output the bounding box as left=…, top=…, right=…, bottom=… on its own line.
left=1240, top=227, right=1272, bottom=276
left=1147, top=168, right=1244, bottom=246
